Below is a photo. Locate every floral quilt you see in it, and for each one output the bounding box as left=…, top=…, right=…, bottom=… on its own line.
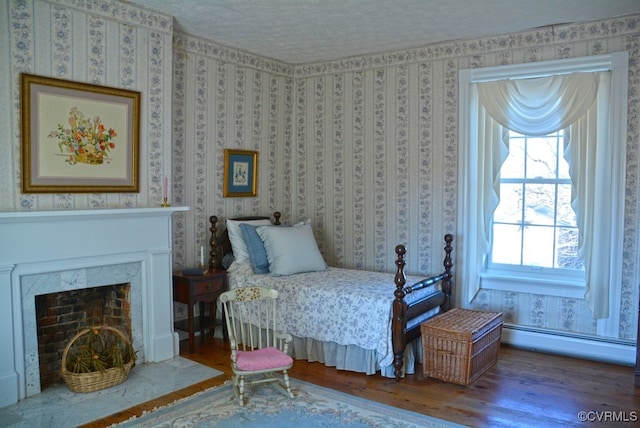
left=227, top=261, right=439, bottom=368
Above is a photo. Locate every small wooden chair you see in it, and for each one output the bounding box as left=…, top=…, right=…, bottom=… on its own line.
left=219, top=287, right=294, bottom=406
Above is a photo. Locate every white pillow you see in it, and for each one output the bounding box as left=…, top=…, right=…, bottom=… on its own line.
left=293, top=218, right=311, bottom=226
left=257, top=224, right=327, bottom=275
left=226, top=218, right=272, bottom=262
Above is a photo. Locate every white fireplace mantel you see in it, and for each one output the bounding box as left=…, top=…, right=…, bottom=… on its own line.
left=0, top=207, right=188, bottom=407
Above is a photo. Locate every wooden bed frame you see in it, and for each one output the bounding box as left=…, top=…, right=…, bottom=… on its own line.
left=207, top=212, right=454, bottom=381
left=392, top=237, right=453, bottom=380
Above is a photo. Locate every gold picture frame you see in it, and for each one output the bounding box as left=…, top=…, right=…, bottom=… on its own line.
left=223, top=149, right=258, bottom=197
left=21, top=73, right=141, bottom=193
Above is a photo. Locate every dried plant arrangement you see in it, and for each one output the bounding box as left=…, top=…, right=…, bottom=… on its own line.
left=61, top=326, right=137, bottom=393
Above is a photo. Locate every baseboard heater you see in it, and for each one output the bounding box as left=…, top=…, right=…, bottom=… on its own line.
left=501, top=324, right=635, bottom=366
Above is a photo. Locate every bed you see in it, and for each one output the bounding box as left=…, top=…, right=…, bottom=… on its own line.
left=208, top=212, right=453, bottom=381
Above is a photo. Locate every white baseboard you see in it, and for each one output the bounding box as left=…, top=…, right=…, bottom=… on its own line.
left=502, top=325, right=636, bottom=366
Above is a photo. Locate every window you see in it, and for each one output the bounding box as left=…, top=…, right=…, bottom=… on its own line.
left=458, top=52, right=628, bottom=325
left=490, top=129, right=583, bottom=272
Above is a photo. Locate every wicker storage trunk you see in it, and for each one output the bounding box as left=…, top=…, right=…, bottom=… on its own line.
left=421, top=308, right=503, bottom=385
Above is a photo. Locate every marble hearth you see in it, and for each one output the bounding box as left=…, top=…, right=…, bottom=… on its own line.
left=0, top=207, right=188, bottom=408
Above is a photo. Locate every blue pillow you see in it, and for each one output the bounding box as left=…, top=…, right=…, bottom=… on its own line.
left=239, top=223, right=270, bottom=274
left=221, top=253, right=235, bottom=270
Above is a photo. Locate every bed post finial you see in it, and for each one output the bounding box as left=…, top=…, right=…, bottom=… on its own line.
left=442, top=234, right=454, bottom=311
left=393, top=244, right=408, bottom=381
left=209, top=216, right=219, bottom=270
left=273, top=211, right=281, bottom=225
left=394, top=244, right=407, bottom=292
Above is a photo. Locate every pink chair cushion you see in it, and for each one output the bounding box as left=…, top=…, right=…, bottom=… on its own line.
left=236, top=347, right=293, bottom=371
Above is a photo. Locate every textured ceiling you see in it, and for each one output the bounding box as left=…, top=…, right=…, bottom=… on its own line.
left=127, top=0, right=640, bottom=64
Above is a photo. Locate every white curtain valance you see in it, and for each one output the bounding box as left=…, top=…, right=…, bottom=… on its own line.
left=477, top=72, right=599, bottom=136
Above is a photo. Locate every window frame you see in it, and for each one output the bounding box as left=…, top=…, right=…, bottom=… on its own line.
left=489, top=129, right=582, bottom=273
left=480, top=130, right=585, bottom=297
left=458, top=52, right=628, bottom=304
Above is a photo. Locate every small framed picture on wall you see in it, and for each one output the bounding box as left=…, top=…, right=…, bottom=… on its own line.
left=223, top=149, right=258, bottom=197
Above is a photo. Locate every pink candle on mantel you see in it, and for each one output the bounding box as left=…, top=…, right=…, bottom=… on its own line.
left=163, top=176, right=168, bottom=199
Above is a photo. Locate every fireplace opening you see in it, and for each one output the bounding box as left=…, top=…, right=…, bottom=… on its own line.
left=35, top=283, right=132, bottom=390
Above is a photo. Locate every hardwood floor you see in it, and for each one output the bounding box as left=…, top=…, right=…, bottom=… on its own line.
left=85, top=336, right=638, bottom=427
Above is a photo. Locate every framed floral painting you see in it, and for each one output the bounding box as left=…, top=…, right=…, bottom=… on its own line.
left=20, top=73, right=141, bottom=193
left=223, top=149, right=258, bottom=197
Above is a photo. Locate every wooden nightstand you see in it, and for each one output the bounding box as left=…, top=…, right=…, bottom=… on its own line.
left=172, top=270, right=228, bottom=353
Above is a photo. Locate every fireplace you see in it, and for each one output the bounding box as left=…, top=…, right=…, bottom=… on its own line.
left=36, top=283, right=132, bottom=390
left=0, top=207, right=188, bottom=407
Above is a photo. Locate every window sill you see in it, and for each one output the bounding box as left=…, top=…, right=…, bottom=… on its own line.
left=480, top=271, right=585, bottom=298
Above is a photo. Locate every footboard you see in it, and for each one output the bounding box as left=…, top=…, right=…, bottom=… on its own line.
left=392, top=234, right=454, bottom=381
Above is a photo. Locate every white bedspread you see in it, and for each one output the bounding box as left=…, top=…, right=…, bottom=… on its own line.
left=227, top=261, right=439, bottom=369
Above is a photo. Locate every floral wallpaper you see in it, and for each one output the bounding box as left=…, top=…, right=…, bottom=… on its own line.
left=0, top=0, right=173, bottom=212
left=170, top=33, right=293, bottom=268
left=2, top=0, right=638, bottom=345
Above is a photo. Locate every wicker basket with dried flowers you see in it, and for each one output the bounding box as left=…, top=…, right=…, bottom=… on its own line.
left=61, top=325, right=137, bottom=393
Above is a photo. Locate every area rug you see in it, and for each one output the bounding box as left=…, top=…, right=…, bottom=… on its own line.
left=112, top=378, right=466, bottom=427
